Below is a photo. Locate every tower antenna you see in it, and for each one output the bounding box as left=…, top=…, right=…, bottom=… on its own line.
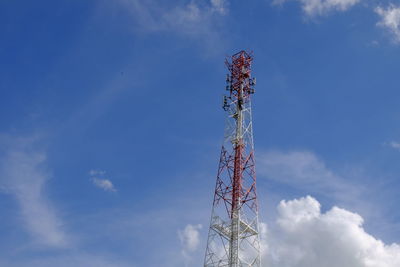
left=204, top=51, right=261, bottom=267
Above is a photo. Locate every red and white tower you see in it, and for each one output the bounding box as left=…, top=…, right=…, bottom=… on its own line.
left=204, top=51, right=260, bottom=267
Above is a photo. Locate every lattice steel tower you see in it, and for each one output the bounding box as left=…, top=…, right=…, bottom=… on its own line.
left=204, top=51, right=260, bottom=267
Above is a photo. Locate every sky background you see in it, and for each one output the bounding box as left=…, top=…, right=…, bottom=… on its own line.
left=1, top=0, right=400, bottom=266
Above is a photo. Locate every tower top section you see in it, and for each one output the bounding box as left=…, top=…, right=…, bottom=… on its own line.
left=224, top=50, right=256, bottom=106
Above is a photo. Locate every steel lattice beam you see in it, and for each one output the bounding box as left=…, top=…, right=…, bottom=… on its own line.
left=204, top=51, right=261, bottom=267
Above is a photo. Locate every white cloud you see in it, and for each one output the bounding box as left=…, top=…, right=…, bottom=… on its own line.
left=89, top=170, right=116, bottom=192
left=274, top=0, right=360, bottom=17
left=178, top=224, right=202, bottom=265
left=178, top=224, right=202, bottom=251
left=0, top=136, right=67, bottom=247
left=376, top=5, right=400, bottom=43
left=92, top=178, right=117, bottom=192
left=263, top=196, right=400, bottom=267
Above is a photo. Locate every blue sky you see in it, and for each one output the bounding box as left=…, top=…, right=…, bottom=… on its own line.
left=1, top=0, right=400, bottom=266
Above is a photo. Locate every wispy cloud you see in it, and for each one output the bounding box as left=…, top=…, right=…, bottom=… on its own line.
left=375, top=5, right=400, bottom=43
left=89, top=169, right=106, bottom=176
left=178, top=224, right=202, bottom=251
left=92, top=178, right=116, bottom=192
left=271, top=0, right=400, bottom=46
left=273, top=0, right=360, bottom=17
left=263, top=196, right=400, bottom=267
left=89, top=170, right=116, bottom=192
left=387, top=141, right=400, bottom=151
left=257, top=150, right=364, bottom=204
left=113, top=0, right=228, bottom=53
left=178, top=224, right=203, bottom=266
left=0, top=135, right=67, bottom=248
left=211, top=0, right=228, bottom=15
left=118, top=0, right=228, bottom=33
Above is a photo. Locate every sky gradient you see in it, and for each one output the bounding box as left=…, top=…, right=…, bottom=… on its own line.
left=1, top=0, right=400, bottom=266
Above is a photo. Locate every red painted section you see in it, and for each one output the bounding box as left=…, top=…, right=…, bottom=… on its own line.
left=212, top=50, right=258, bottom=218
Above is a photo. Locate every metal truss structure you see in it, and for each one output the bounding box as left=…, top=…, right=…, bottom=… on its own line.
left=204, top=51, right=260, bottom=267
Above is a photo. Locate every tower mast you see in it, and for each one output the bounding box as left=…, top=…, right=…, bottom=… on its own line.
left=204, top=51, right=260, bottom=267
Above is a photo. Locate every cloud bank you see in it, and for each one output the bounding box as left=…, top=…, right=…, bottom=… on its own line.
left=264, top=196, right=400, bottom=267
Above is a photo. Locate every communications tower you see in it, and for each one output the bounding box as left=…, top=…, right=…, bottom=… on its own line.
left=204, top=51, right=260, bottom=267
